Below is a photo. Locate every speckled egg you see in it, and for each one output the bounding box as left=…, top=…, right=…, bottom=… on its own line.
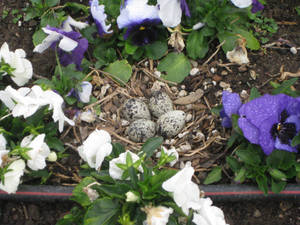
left=157, top=110, right=186, bottom=138
left=122, top=98, right=151, bottom=121
left=127, top=119, right=156, bottom=142
left=148, top=91, right=173, bottom=118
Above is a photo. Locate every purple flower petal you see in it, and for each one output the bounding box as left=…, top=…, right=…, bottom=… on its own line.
left=258, top=116, right=277, bottom=155
left=222, top=91, right=242, bottom=118
left=274, top=138, right=298, bottom=153
left=251, top=0, right=264, bottom=13
left=238, top=117, right=260, bottom=144
left=180, top=0, right=190, bottom=17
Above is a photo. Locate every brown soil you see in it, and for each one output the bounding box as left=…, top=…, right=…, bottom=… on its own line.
left=0, top=0, right=300, bottom=224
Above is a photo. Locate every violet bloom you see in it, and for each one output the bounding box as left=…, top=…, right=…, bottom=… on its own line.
left=220, top=91, right=242, bottom=128
left=238, top=94, right=300, bottom=155
left=33, top=16, right=88, bottom=71
left=89, top=0, right=112, bottom=36
left=117, top=0, right=161, bottom=46
left=251, top=0, right=264, bottom=13
left=157, top=0, right=190, bottom=27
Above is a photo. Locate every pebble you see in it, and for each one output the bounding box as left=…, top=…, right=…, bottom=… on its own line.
left=212, top=81, right=217, bottom=86
left=148, top=91, right=173, bottom=118
left=122, top=98, right=151, bottom=121
left=210, top=67, right=217, bottom=73
left=253, top=209, right=262, bottom=218
left=181, top=85, right=186, bottom=90
left=157, top=110, right=186, bottom=138
left=238, top=65, right=248, bottom=72
left=194, top=131, right=205, bottom=141
left=185, top=113, right=193, bottom=122
left=212, top=75, right=222, bottom=82
left=219, top=81, right=231, bottom=89
left=178, top=131, right=189, bottom=138
left=250, top=70, right=257, bottom=80
left=221, top=70, right=228, bottom=76
left=240, top=90, right=248, bottom=99
left=190, top=60, right=198, bottom=67
left=290, top=47, right=297, bottom=55
left=151, top=81, right=165, bottom=92
left=127, top=119, right=156, bottom=142
left=178, top=90, right=187, bottom=97
left=215, top=90, right=223, bottom=97
left=190, top=67, right=200, bottom=76
left=171, top=86, right=178, bottom=93
left=154, top=71, right=161, bottom=77
left=121, top=119, right=130, bottom=126
left=179, top=143, right=192, bottom=152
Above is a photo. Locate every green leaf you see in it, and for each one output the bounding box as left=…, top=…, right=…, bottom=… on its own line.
left=46, top=0, right=60, bottom=7
left=235, top=145, right=261, bottom=166
left=268, top=168, right=287, bottom=181
left=217, top=31, right=238, bottom=53
left=249, top=87, right=261, bottom=100
left=84, top=198, right=119, bottom=225
left=211, top=105, right=223, bottom=116
left=226, top=156, right=241, bottom=172
left=203, top=166, right=222, bottom=185
left=46, top=136, right=65, bottom=152
left=256, top=175, right=268, bottom=195
left=103, top=60, right=132, bottom=86
left=141, top=136, right=163, bottom=159
left=64, top=2, right=89, bottom=14
left=234, top=167, right=246, bottom=183
left=232, top=28, right=260, bottom=50
left=144, top=41, right=167, bottom=60
left=158, top=53, right=191, bottom=83
left=291, top=133, right=300, bottom=147
left=231, top=114, right=243, bottom=135
left=125, top=41, right=138, bottom=55
left=186, top=30, right=209, bottom=59
left=94, top=184, right=130, bottom=199
left=266, top=150, right=296, bottom=170
left=71, top=177, right=97, bottom=207
left=271, top=179, right=286, bottom=194
left=271, top=78, right=298, bottom=96
left=32, top=29, right=47, bottom=46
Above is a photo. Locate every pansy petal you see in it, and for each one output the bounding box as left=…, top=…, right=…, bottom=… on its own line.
left=230, top=0, right=252, bottom=8
left=58, top=36, right=78, bottom=52
left=180, top=0, right=190, bottom=17
left=274, top=138, right=298, bottom=153
left=222, top=91, right=242, bottom=117
left=62, top=16, right=88, bottom=32
left=251, top=0, right=264, bottom=13
left=78, top=81, right=92, bottom=103
left=158, top=0, right=182, bottom=27
left=33, top=30, right=61, bottom=53
left=238, top=117, right=260, bottom=144
left=258, top=116, right=278, bottom=155
left=90, top=0, right=112, bottom=36
left=285, top=115, right=300, bottom=131
left=95, top=142, right=112, bottom=170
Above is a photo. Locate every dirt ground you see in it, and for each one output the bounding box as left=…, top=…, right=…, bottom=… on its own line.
left=0, top=0, right=300, bottom=224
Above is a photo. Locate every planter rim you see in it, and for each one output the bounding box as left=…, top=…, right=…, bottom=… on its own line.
left=0, top=184, right=299, bottom=202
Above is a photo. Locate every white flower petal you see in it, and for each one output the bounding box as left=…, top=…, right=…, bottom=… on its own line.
left=95, top=142, right=113, bottom=170
left=158, top=0, right=182, bottom=27
left=90, top=1, right=112, bottom=34
left=0, top=134, right=7, bottom=151
left=33, top=30, right=61, bottom=53
left=144, top=206, right=173, bottom=225
left=0, top=159, right=25, bottom=194
left=62, top=16, right=89, bottom=32
left=58, top=36, right=78, bottom=52
left=230, top=0, right=252, bottom=8
left=78, top=81, right=93, bottom=103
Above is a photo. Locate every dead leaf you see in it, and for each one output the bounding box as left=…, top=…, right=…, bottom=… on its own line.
left=279, top=65, right=300, bottom=81
left=174, top=89, right=204, bottom=105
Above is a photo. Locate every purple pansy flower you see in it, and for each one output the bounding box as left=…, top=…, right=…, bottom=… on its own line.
left=33, top=16, right=88, bottom=71
left=251, top=0, right=264, bottom=13
left=89, top=0, right=112, bottom=36
left=220, top=91, right=242, bottom=128
left=117, top=0, right=162, bottom=46
left=157, top=0, right=190, bottom=28
left=238, top=94, right=300, bottom=155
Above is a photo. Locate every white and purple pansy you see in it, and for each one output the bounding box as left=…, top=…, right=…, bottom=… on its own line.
left=90, top=0, right=112, bottom=36
left=237, top=94, right=300, bottom=155
left=33, top=17, right=88, bottom=71
left=67, top=81, right=93, bottom=103
left=117, top=0, right=161, bottom=46
left=157, top=0, right=190, bottom=28
left=230, top=0, right=264, bottom=13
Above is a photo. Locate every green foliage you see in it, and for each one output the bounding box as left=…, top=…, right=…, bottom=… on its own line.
left=270, top=78, right=300, bottom=97
left=103, top=60, right=132, bottom=86
left=203, top=166, right=222, bottom=185
left=158, top=53, right=191, bottom=83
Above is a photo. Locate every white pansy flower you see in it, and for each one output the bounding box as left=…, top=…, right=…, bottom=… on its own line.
left=126, top=191, right=139, bottom=202
left=21, top=134, right=50, bottom=171
left=0, top=133, right=7, bottom=150
left=162, top=162, right=202, bottom=215
left=78, top=81, right=93, bottom=103
left=0, top=159, right=25, bottom=194
left=0, top=42, right=33, bottom=86
left=109, top=151, right=143, bottom=180
left=156, top=146, right=179, bottom=166
left=143, top=205, right=173, bottom=225
left=192, top=198, right=229, bottom=225
left=78, top=129, right=112, bottom=170
left=230, top=0, right=252, bottom=8
left=0, top=85, right=74, bottom=132
left=90, top=0, right=112, bottom=36
left=79, top=110, right=96, bottom=123
left=62, top=16, right=89, bottom=32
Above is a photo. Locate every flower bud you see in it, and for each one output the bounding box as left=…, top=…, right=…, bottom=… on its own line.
left=47, top=151, right=57, bottom=162
left=126, top=191, right=139, bottom=202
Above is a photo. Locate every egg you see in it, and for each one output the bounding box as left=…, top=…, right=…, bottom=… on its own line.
left=127, top=119, right=156, bottom=142
left=148, top=91, right=173, bottom=118
left=157, top=110, right=186, bottom=138
left=122, top=98, right=151, bottom=121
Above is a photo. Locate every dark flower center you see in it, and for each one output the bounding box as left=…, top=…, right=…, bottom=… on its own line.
left=270, top=110, right=296, bottom=144
left=131, top=25, right=158, bottom=46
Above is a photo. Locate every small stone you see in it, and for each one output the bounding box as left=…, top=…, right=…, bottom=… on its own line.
left=121, top=119, right=130, bottom=126
left=185, top=113, right=193, bottom=122
left=178, top=90, right=187, bottom=97
left=128, top=119, right=156, bottom=142
left=171, top=86, right=178, bottom=93
left=194, top=131, right=205, bottom=141
left=215, top=90, right=223, bottom=97
left=240, top=90, right=248, bottom=99
left=290, top=47, right=297, bottom=55
left=148, top=91, right=173, bottom=118
left=178, top=131, right=189, bottom=138
left=219, top=81, right=231, bottom=89
left=238, top=65, right=248, bottom=72
left=212, top=81, right=217, bottom=86
left=253, top=209, right=261, bottom=218
left=122, top=98, right=151, bottom=121
left=221, top=70, right=228, bottom=76
left=157, top=110, right=186, bottom=138
left=179, top=143, right=192, bottom=152
left=190, top=67, right=199, bottom=76
left=151, top=81, right=165, bottom=92
left=154, top=71, right=161, bottom=77
left=212, top=75, right=222, bottom=82
left=181, top=85, right=186, bottom=90
left=250, top=70, right=257, bottom=80
left=210, top=67, right=217, bottom=73
left=190, top=60, right=198, bottom=67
